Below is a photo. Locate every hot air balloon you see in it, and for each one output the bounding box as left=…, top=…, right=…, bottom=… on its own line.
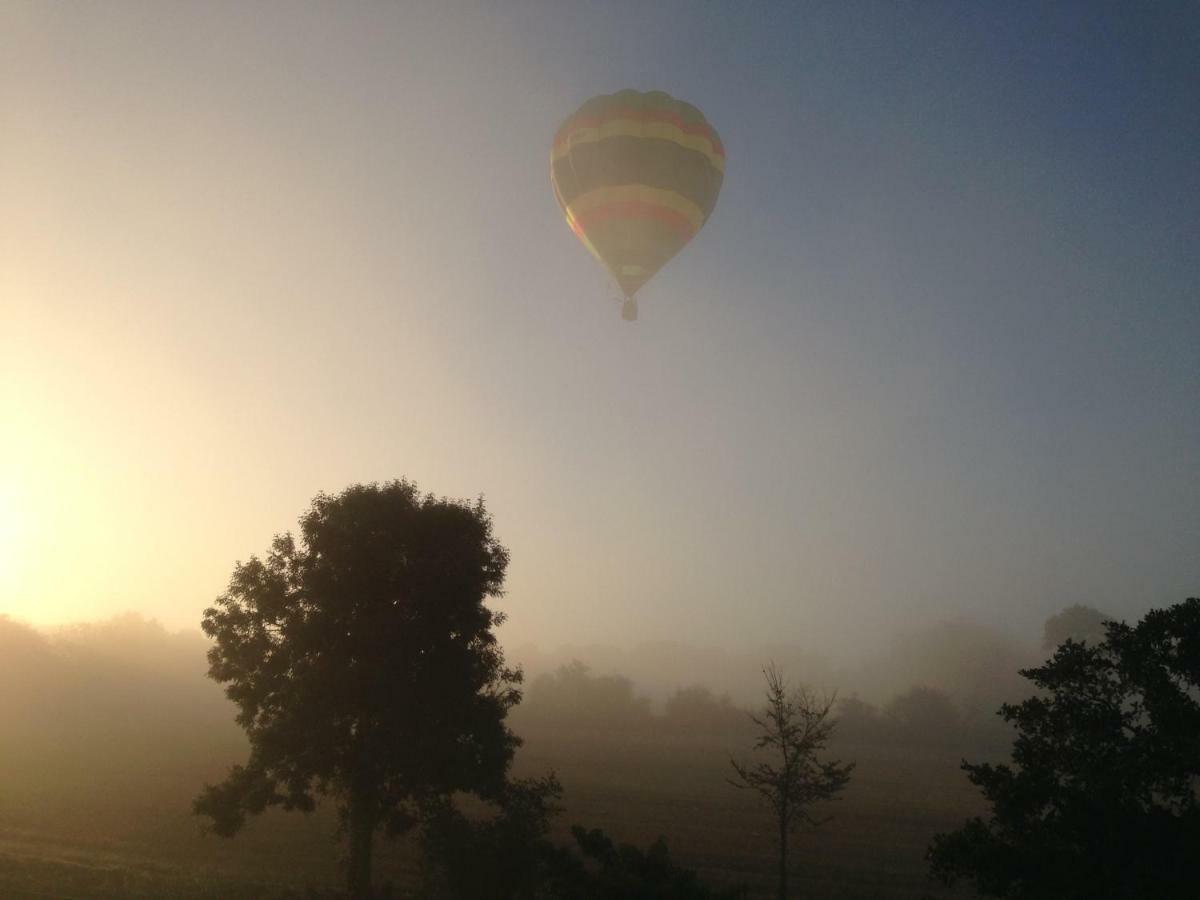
left=550, top=89, right=725, bottom=320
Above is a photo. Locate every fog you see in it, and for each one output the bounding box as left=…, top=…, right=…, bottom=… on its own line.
left=0, top=609, right=1037, bottom=756
left=3, top=1, right=1197, bottom=896
left=0, top=598, right=1184, bottom=897
left=0, top=608, right=1034, bottom=826
left=513, top=614, right=1034, bottom=710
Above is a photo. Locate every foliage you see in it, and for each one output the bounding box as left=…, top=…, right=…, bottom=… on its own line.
left=421, top=776, right=743, bottom=900
left=420, top=774, right=574, bottom=900
left=564, top=826, right=744, bottom=899
left=729, top=664, right=854, bottom=900
left=929, top=598, right=1200, bottom=899
left=194, top=481, right=520, bottom=897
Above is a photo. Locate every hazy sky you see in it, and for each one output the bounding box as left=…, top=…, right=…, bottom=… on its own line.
left=3, top=1, right=1197, bottom=660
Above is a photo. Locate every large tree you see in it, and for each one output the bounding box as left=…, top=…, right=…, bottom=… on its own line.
left=729, top=664, right=854, bottom=900
left=194, top=481, right=520, bottom=898
left=929, top=598, right=1200, bottom=899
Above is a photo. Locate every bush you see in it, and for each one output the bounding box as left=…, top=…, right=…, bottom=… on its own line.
left=420, top=775, right=744, bottom=899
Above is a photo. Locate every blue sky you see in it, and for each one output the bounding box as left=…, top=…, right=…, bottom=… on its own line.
left=2, top=1, right=1196, bottom=658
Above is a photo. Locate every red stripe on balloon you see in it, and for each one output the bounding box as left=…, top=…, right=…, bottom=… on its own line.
left=573, top=201, right=697, bottom=238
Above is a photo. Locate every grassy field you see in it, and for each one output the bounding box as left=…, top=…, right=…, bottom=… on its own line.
left=0, top=729, right=986, bottom=898
left=514, top=731, right=983, bottom=899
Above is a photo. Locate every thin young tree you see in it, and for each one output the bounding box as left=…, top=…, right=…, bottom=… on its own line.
left=729, top=663, right=855, bottom=900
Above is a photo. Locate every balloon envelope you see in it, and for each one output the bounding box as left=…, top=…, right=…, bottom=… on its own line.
left=551, top=89, right=725, bottom=300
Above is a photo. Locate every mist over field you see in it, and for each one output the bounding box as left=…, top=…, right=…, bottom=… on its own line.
left=0, top=607, right=1050, bottom=896
left=0, top=607, right=1039, bottom=761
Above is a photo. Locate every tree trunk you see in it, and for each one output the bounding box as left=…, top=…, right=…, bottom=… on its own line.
left=347, top=794, right=375, bottom=900
left=778, top=814, right=788, bottom=900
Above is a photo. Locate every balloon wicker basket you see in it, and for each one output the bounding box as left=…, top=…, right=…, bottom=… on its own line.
left=621, top=297, right=638, bottom=321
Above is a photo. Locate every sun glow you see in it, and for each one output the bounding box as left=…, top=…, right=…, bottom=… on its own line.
left=0, top=479, right=24, bottom=591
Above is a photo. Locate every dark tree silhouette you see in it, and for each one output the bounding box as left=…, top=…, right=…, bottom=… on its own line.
left=729, top=664, right=854, bottom=900
left=421, top=776, right=745, bottom=900
left=562, top=826, right=746, bottom=899
left=929, top=598, right=1200, bottom=899
left=420, top=773, right=572, bottom=899
left=193, top=481, right=520, bottom=899
left=1041, top=603, right=1110, bottom=652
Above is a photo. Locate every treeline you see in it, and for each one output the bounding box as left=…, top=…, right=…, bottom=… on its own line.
left=507, top=610, right=1117, bottom=755
left=0, top=608, right=1085, bottom=776
left=511, top=660, right=1012, bottom=754
left=514, top=619, right=1040, bottom=710
left=0, top=613, right=241, bottom=784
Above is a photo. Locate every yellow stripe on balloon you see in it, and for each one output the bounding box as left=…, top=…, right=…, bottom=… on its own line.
left=552, top=120, right=726, bottom=173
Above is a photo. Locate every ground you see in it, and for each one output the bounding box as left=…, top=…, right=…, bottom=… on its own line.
left=0, top=730, right=984, bottom=898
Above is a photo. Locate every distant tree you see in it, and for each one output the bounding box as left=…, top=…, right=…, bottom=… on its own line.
left=865, top=620, right=1029, bottom=714
left=523, top=660, right=652, bottom=731
left=833, top=695, right=883, bottom=744
left=194, top=481, right=520, bottom=899
left=883, top=685, right=962, bottom=747
left=1041, top=603, right=1110, bottom=652
left=929, top=598, right=1200, bottom=899
left=663, top=685, right=747, bottom=735
left=729, top=664, right=854, bottom=900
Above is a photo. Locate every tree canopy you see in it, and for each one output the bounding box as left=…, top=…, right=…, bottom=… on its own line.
left=194, top=480, right=520, bottom=897
left=929, top=597, right=1200, bottom=899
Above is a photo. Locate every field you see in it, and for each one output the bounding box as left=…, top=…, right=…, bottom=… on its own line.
left=0, top=729, right=986, bottom=898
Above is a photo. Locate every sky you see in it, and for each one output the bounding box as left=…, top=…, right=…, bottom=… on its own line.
left=2, top=1, right=1197, bottom=661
